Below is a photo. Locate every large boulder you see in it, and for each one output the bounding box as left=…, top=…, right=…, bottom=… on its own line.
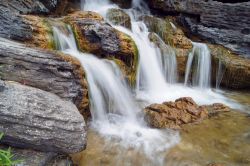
left=0, top=37, right=89, bottom=116
left=65, top=11, right=138, bottom=85
left=148, top=0, right=250, bottom=57
left=144, top=97, right=229, bottom=129
left=0, top=80, right=87, bottom=153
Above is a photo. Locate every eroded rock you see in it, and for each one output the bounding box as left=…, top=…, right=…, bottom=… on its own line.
left=0, top=37, right=89, bottom=116
left=0, top=80, right=87, bottom=154
left=144, top=97, right=208, bottom=129
left=148, top=0, right=250, bottom=57
left=65, top=11, right=138, bottom=84
left=144, top=97, right=230, bottom=129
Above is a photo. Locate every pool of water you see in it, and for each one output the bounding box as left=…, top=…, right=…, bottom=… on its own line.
left=71, top=90, right=250, bottom=166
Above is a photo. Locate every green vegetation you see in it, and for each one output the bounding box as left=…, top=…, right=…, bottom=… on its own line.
left=0, top=133, right=23, bottom=166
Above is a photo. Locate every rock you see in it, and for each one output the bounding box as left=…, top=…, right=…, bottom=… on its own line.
left=0, top=37, right=89, bottom=116
left=0, top=7, right=33, bottom=42
left=65, top=11, right=138, bottom=85
left=148, top=0, right=250, bottom=57
left=0, top=145, right=73, bottom=166
left=144, top=97, right=209, bottom=129
left=0, top=6, right=55, bottom=49
left=201, top=103, right=230, bottom=117
left=0, top=80, right=87, bottom=154
left=0, top=0, right=58, bottom=14
left=209, top=44, right=250, bottom=89
left=110, top=0, right=132, bottom=9
left=107, top=8, right=131, bottom=29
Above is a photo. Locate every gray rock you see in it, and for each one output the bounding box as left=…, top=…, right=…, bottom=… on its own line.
left=110, top=0, right=132, bottom=9
left=0, top=80, right=87, bottom=154
left=149, top=0, right=250, bottom=57
left=0, top=37, right=89, bottom=116
left=0, top=7, right=32, bottom=42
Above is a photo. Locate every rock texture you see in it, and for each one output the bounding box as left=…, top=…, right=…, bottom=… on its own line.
left=0, top=80, right=86, bottom=153
left=107, top=8, right=131, bottom=29
left=144, top=97, right=208, bottom=129
left=141, top=15, right=192, bottom=79
left=0, top=37, right=89, bottom=115
left=0, top=0, right=58, bottom=14
left=65, top=11, right=138, bottom=84
left=209, top=44, right=250, bottom=89
left=144, top=97, right=229, bottom=129
left=149, top=0, right=250, bottom=57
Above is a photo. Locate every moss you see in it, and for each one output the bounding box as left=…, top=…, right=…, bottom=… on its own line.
left=54, top=51, right=90, bottom=120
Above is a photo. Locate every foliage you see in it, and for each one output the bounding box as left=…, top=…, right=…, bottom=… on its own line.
left=0, top=133, right=23, bottom=166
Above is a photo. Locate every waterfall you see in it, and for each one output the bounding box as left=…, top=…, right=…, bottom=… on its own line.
left=184, top=42, right=211, bottom=89
left=216, top=60, right=226, bottom=89
left=52, top=25, right=180, bottom=164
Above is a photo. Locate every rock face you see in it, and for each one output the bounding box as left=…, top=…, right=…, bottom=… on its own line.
left=144, top=97, right=230, bottom=129
left=149, top=0, right=250, bottom=57
left=0, top=0, right=59, bottom=14
left=0, top=80, right=87, bottom=154
left=107, top=8, right=131, bottom=29
left=141, top=15, right=192, bottom=79
left=0, top=37, right=89, bottom=115
left=65, top=11, right=138, bottom=84
left=209, top=44, right=250, bottom=89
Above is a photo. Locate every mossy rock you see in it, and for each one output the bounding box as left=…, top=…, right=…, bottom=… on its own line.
left=65, top=11, right=138, bottom=86
left=107, top=8, right=131, bottom=29
left=208, top=44, right=250, bottom=89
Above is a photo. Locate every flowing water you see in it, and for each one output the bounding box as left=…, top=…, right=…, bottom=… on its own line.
left=184, top=42, right=211, bottom=89
left=53, top=26, right=180, bottom=165
left=52, top=0, right=249, bottom=165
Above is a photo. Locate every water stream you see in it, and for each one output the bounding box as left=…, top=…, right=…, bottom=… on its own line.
left=52, top=0, right=248, bottom=165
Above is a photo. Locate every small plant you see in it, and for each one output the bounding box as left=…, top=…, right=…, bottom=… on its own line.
left=0, top=133, right=23, bottom=166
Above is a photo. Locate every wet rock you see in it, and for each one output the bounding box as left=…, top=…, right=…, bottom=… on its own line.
left=144, top=97, right=209, bottom=129
left=148, top=0, right=250, bottom=57
left=0, top=80, right=87, bottom=154
left=209, top=44, right=250, bottom=89
left=107, top=8, right=131, bottom=29
left=142, top=15, right=192, bottom=79
left=65, top=11, right=138, bottom=85
left=0, top=37, right=89, bottom=116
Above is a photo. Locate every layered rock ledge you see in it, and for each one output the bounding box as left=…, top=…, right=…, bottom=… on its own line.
left=149, top=0, right=250, bottom=57
left=0, top=80, right=87, bottom=154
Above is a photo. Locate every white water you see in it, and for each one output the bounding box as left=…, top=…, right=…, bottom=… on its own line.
left=53, top=0, right=243, bottom=164
left=184, top=42, right=211, bottom=89
left=53, top=26, right=180, bottom=165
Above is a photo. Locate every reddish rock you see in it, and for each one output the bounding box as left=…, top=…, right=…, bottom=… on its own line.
left=144, top=97, right=230, bottom=129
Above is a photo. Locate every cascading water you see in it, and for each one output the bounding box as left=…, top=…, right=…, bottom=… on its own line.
left=80, top=0, right=241, bottom=107
left=52, top=25, right=180, bottom=165
left=184, top=42, right=211, bottom=89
